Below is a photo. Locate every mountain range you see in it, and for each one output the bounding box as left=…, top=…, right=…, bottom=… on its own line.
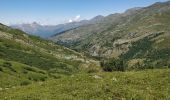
left=11, top=15, right=104, bottom=38
left=50, top=1, right=170, bottom=68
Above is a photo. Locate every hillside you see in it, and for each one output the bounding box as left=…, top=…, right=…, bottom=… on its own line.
left=0, top=23, right=99, bottom=88
left=1, top=69, right=170, bottom=100
left=50, top=1, right=170, bottom=68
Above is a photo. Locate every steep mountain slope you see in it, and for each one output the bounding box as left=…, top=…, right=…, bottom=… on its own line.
left=50, top=1, right=170, bottom=68
left=11, top=16, right=104, bottom=38
left=0, top=23, right=99, bottom=88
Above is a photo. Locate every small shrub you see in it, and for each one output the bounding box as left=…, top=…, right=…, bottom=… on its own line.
left=3, top=62, right=12, bottom=67
left=28, top=74, right=47, bottom=82
left=38, top=70, right=46, bottom=74
left=101, top=64, right=115, bottom=72
left=31, top=76, right=47, bottom=82
left=28, top=77, right=32, bottom=80
left=0, top=67, right=3, bottom=72
left=87, top=67, right=99, bottom=73
left=3, top=62, right=17, bottom=72
left=39, top=76, right=47, bottom=81
left=20, top=80, right=31, bottom=86
left=49, top=74, right=61, bottom=79
left=87, top=64, right=100, bottom=73
left=24, top=67, right=37, bottom=72
left=101, top=59, right=126, bottom=72
left=22, top=70, right=28, bottom=74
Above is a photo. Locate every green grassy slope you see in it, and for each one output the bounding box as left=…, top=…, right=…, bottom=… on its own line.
left=0, top=59, right=48, bottom=88
left=0, top=23, right=99, bottom=71
left=0, top=23, right=100, bottom=88
left=0, top=69, right=169, bottom=100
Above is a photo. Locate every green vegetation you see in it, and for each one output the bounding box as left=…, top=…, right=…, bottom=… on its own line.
left=0, top=69, right=169, bottom=100
left=0, top=66, right=3, bottom=72
left=0, top=24, right=95, bottom=75
left=0, top=23, right=98, bottom=91
left=3, top=62, right=17, bottom=72
left=0, top=39, right=80, bottom=75
left=121, top=33, right=170, bottom=69
left=121, top=37, right=153, bottom=60
left=1, top=1, right=170, bottom=99
left=0, top=59, right=49, bottom=88
left=100, top=59, right=126, bottom=72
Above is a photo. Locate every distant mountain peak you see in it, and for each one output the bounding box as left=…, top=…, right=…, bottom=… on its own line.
left=30, top=22, right=41, bottom=27
left=32, top=22, right=39, bottom=25
left=93, top=15, right=104, bottom=19
left=90, top=15, right=104, bottom=23
left=150, top=1, right=170, bottom=7
left=91, top=15, right=104, bottom=20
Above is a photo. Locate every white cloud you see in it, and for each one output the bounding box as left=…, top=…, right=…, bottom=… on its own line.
left=74, top=15, right=80, bottom=21
left=68, top=15, right=81, bottom=23
left=69, top=19, right=73, bottom=23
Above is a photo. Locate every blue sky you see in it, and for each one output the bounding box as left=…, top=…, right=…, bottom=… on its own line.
left=0, top=0, right=168, bottom=25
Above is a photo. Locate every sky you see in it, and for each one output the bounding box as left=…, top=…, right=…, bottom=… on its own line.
left=0, top=0, right=168, bottom=25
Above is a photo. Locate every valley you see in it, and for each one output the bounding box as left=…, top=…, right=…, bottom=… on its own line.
left=0, top=0, right=170, bottom=100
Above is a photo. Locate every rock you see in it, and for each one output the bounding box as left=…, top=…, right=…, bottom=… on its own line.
left=93, top=75, right=102, bottom=79
left=0, top=87, right=3, bottom=91
left=112, top=77, right=117, bottom=82
left=39, top=82, right=43, bottom=86
left=71, top=75, right=74, bottom=77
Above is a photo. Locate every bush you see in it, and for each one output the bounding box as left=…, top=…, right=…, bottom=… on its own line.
left=49, top=73, right=61, bottom=79
left=20, top=80, right=31, bottom=86
left=24, top=67, right=37, bottom=72
left=28, top=74, right=47, bottom=82
left=0, top=67, right=3, bottom=72
left=3, top=62, right=12, bottom=67
left=87, top=67, right=100, bottom=73
left=87, top=68, right=99, bottom=73
left=38, top=70, right=46, bottom=74
left=39, top=76, right=47, bottom=81
left=22, top=70, right=28, bottom=74
left=33, top=76, right=47, bottom=82
left=101, top=59, right=126, bottom=72
left=86, top=63, right=100, bottom=73
left=101, top=63, right=115, bottom=72
left=3, top=62, right=17, bottom=72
